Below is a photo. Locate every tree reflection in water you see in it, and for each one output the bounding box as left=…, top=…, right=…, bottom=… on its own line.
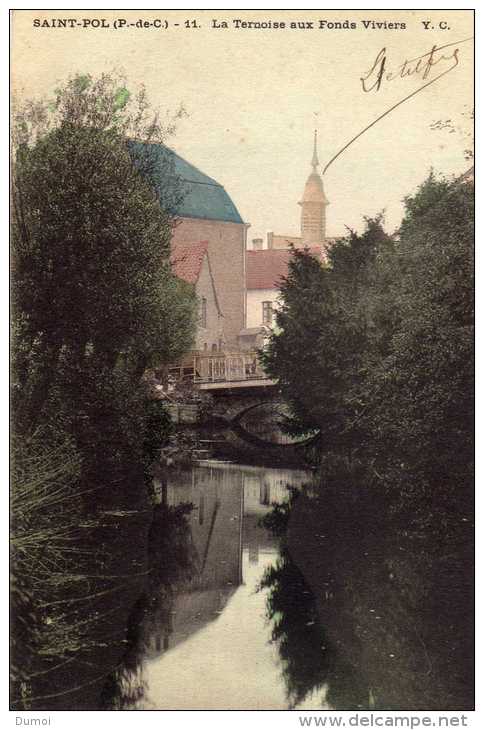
left=260, top=479, right=473, bottom=711
left=260, top=546, right=337, bottom=709
left=259, top=494, right=368, bottom=710
left=100, top=486, right=195, bottom=709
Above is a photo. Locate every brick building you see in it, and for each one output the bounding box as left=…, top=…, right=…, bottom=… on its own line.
left=134, top=142, right=248, bottom=350
left=170, top=240, right=224, bottom=352
left=245, top=133, right=340, bottom=334
left=246, top=247, right=323, bottom=330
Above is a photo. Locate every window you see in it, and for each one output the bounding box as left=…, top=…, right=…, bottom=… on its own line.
left=200, top=297, right=207, bottom=328
left=262, top=301, right=273, bottom=325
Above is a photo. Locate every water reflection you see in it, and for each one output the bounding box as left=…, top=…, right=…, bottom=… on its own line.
left=238, top=402, right=306, bottom=444
left=133, top=461, right=316, bottom=710
left=260, top=492, right=371, bottom=711
left=110, top=461, right=472, bottom=711
left=261, top=484, right=473, bottom=711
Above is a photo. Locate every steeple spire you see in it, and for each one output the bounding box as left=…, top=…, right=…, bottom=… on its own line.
left=299, top=130, right=328, bottom=246
left=311, top=129, right=319, bottom=170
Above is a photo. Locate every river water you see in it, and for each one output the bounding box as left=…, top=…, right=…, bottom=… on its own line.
left=131, top=460, right=327, bottom=710
left=109, top=458, right=472, bottom=712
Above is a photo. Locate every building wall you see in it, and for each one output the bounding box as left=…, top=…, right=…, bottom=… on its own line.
left=195, top=256, right=223, bottom=352
left=166, top=465, right=244, bottom=589
left=301, top=201, right=326, bottom=246
left=172, top=217, right=247, bottom=347
left=267, top=232, right=302, bottom=249
left=246, top=288, right=281, bottom=329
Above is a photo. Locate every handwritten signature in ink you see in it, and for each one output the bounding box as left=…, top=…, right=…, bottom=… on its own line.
left=360, top=40, right=462, bottom=93
left=323, top=37, right=472, bottom=175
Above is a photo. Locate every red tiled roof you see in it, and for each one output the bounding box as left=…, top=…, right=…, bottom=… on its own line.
left=246, top=247, right=323, bottom=290
left=170, top=240, right=209, bottom=284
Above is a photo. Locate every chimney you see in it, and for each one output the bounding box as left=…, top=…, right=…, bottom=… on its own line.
left=252, top=238, right=263, bottom=251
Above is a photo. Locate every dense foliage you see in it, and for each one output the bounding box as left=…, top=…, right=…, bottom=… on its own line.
left=260, top=170, right=474, bottom=709
left=10, top=73, right=197, bottom=708
left=12, top=73, right=197, bottom=439
left=262, top=172, right=474, bottom=510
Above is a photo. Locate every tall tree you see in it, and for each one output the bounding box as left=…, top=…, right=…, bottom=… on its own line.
left=263, top=171, right=473, bottom=511
left=262, top=218, right=393, bottom=453
left=261, top=249, right=343, bottom=441
left=367, top=172, right=474, bottom=511
left=11, top=72, right=197, bottom=435
left=10, top=74, right=198, bottom=707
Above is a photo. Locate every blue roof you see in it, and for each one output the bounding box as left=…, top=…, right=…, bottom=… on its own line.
left=128, top=141, right=243, bottom=224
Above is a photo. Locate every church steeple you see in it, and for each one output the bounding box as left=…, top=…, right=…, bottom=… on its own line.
left=299, top=131, right=329, bottom=246
left=311, top=129, right=319, bottom=170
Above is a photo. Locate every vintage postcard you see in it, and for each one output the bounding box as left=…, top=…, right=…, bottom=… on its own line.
left=10, top=7, right=474, bottom=718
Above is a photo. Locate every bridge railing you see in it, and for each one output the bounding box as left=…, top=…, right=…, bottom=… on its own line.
left=193, top=351, right=267, bottom=384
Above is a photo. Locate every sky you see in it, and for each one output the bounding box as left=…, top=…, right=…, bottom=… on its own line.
left=11, top=9, right=474, bottom=242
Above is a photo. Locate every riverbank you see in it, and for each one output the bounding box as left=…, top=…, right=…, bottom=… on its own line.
left=12, top=451, right=473, bottom=711
left=262, top=476, right=474, bottom=710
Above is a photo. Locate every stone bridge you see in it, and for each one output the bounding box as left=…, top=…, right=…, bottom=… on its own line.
left=166, top=351, right=315, bottom=456
left=166, top=385, right=308, bottom=457
left=206, top=385, right=280, bottom=423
